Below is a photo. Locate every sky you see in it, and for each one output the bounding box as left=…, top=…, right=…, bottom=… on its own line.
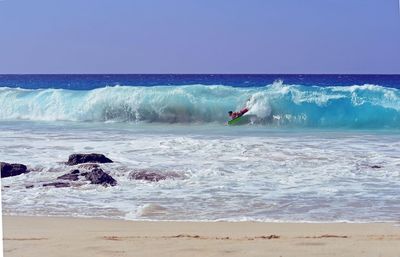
left=0, top=0, right=399, bottom=74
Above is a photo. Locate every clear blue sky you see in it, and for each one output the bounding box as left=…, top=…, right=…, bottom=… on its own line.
left=0, top=0, right=399, bottom=74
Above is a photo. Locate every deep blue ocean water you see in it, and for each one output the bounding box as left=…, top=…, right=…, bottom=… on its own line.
left=1, top=74, right=400, bottom=89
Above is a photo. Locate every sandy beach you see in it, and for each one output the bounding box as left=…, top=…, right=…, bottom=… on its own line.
left=2, top=215, right=399, bottom=257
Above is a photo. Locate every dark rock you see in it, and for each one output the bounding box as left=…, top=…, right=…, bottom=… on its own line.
left=1, top=162, right=29, bottom=178
left=43, top=182, right=70, bottom=188
left=71, top=169, right=80, bottom=174
left=129, top=170, right=181, bottom=182
left=66, top=153, right=113, bottom=166
left=84, top=168, right=117, bottom=186
left=57, top=170, right=80, bottom=181
left=77, top=163, right=100, bottom=170
left=129, top=171, right=167, bottom=182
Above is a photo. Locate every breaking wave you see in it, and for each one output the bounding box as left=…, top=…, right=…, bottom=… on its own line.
left=1, top=81, right=400, bottom=128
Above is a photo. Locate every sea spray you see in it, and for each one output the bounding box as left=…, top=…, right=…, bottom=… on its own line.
left=0, top=82, right=399, bottom=128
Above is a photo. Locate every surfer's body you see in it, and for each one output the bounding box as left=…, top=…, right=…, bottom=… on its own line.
left=228, top=108, right=249, bottom=120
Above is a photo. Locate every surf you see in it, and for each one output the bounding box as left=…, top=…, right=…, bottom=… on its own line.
left=1, top=81, right=400, bottom=129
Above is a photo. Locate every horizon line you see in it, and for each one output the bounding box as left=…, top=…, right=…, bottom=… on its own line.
left=1, top=73, right=400, bottom=76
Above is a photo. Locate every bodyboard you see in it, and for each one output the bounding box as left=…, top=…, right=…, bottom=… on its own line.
left=228, top=115, right=250, bottom=125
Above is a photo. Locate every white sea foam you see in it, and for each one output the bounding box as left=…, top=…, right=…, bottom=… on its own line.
left=1, top=121, right=400, bottom=222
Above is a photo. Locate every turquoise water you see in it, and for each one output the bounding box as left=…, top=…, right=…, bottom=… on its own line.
left=1, top=81, right=400, bottom=128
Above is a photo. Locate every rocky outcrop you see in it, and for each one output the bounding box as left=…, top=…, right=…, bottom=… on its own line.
left=66, top=153, right=113, bottom=166
left=1, top=162, right=29, bottom=178
left=3, top=154, right=117, bottom=188
left=129, top=170, right=182, bottom=182
left=57, top=168, right=117, bottom=187
left=85, top=168, right=117, bottom=186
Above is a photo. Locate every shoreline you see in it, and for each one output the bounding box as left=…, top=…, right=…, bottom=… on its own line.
left=3, top=215, right=400, bottom=257
left=3, top=213, right=400, bottom=224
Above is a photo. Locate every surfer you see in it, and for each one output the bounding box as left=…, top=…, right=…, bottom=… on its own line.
left=228, top=107, right=249, bottom=120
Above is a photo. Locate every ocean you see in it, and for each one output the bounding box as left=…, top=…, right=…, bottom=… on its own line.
left=1, top=74, right=399, bottom=222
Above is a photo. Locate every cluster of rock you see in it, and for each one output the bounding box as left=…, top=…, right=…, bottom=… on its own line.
left=56, top=165, right=117, bottom=187
left=58, top=154, right=117, bottom=187
left=2, top=153, right=183, bottom=189
left=1, top=153, right=116, bottom=188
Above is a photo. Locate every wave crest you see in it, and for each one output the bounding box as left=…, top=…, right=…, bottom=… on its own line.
left=1, top=82, right=400, bottom=128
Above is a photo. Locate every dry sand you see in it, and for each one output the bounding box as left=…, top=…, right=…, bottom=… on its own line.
left=3, top=215, right=400, bottom=257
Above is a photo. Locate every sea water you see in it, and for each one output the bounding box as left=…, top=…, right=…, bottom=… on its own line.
left=1, top=74, right=399, bottom=222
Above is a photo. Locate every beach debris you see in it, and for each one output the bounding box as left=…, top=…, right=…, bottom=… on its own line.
left=255, top=235, right=280, bottom=239
left=319, top=234, right=348, bottom=238
left=173, top=234, right=201, bottom=239
left=103, top=236, right=122, bottom=241
left=128, top=169, right=182, bottom=182
left=66, top=153, right=113, bottom=165
left=84, top=168, right=117, bottom=186
left=1, top=162, right=30, bottom=178
left=370, top=165, right=382, bottom=169
left=102, top=234, right=282, bottom=241
left=301, top=234, right=348, bottom=239
left=43, top=182, right=71, bottom=188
